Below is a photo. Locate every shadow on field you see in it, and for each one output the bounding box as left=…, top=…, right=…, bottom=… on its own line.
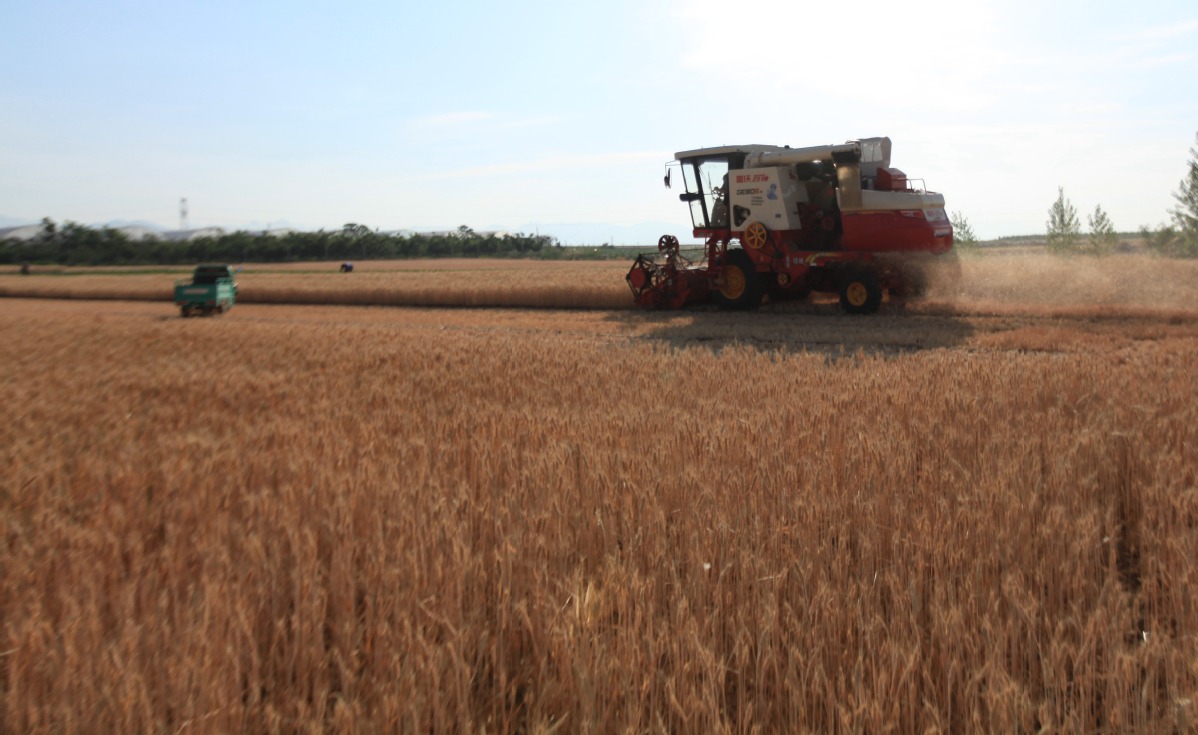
left=607, top=298, right=976, bottom=361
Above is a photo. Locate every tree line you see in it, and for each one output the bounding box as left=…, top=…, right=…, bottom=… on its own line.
left=0, top=222, right=559, bottom=266
left=953, top=132, right=1198, bottom=256
left=10, top=133, right=1198, bottom=264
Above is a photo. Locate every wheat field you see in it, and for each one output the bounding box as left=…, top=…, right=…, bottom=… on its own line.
left=0, top=259, right=633, bottom=310
left=5, top=253, right=1198, bottom=317
left=2, top=256, right=1197, bottom=732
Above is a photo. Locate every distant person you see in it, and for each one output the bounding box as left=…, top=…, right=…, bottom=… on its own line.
left=340, top=262, right=354, bottom=273
left=19, top=261, right=30, bottom=275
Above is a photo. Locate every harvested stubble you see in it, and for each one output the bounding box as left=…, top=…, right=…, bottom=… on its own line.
left=1, top=299, right=1197, bottom=733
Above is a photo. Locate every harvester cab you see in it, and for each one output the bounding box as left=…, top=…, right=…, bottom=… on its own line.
left=626, top=137, right=955, bottom=313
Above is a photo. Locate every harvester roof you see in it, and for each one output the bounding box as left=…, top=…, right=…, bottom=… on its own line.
left=675, top=138, right=891, bottom=169
left=674, top=144, right=791, bottom=161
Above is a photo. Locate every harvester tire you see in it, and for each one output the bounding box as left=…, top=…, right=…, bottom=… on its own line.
left=838, top=269, right=883, bottom=315
left=714, top=249, right=765, bottom=310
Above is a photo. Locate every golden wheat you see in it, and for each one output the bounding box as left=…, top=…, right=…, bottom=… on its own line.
left=1, top=295, right=1196, bottom=733
left=5, top=253, right=1198, bottom=318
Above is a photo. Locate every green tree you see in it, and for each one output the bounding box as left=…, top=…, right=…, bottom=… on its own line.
left=38, top=217, right=57, bottom=244
left=1046, top=186, right=1081, bottom=254
left=341, top=223, right=371, bottom=239
left=1140, top=223, right=1179, bottom=256
left=456, top=225, right=476, bottom=256
left=1086, top=204, right=1117, bottom=255
left=1168, top=132, right=1198, bottom=257
left=950, top=211, right=978, bottom=249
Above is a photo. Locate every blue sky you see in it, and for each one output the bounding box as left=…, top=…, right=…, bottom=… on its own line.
left=1, top=0, right=1196, bottom=242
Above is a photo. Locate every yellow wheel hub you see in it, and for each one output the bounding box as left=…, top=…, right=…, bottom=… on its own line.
left=722, top=267, right=746, bottom=299
left=846, top=282, right=868, bottom=307
left=744, top=222, right=768, bottom=250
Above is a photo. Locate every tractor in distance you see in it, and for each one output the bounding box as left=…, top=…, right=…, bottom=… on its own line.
left=626, top=137, right=954, bottom=313
left=175, top=263, right=238, bottom=317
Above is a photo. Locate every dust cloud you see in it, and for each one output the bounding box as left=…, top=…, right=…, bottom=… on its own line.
left=922, top=251, right=1198, bottom=317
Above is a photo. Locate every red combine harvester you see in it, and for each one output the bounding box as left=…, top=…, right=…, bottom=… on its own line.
left=626, top=137, right=954, bottom=313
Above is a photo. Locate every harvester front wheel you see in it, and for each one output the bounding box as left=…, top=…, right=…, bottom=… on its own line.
left=838, top=269, right=883, bottom=315
left=714, top=249, right=765, bottom=310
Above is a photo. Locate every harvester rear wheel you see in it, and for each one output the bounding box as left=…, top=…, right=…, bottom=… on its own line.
left=714, top=249, right=765, bottom=310
left=838, top=269, right=882, bottom=315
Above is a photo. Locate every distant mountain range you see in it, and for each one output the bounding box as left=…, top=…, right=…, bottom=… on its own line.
left=0, top=215, right=41, bottom=228
left=0, top=216, right=173, bottom=232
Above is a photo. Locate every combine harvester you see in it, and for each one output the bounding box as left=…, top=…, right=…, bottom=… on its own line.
left=626, top=137, right=954, bottom=313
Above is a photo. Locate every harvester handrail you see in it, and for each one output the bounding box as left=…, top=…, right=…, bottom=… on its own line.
left=895, top=177, right=926, bottom=193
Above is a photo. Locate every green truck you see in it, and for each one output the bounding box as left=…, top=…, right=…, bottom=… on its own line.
left=175, top=264, right=238, bottom=317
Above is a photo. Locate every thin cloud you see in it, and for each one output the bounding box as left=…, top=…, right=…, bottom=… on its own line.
left=1127, top=51, right=1194, bottom=70
left=669, top=0, right=1001, bottom=112
left=400, top=151, right=665, bottom=182
left=1056, top=102, right=1121, bottom=115
left=408, top=111, right=558, bottom=131
left=410, top=111, right=496, bottom=128
left=1101, top=17, right=1198, bottom=70
left=1135, top=18, right=1198, bottom=41
left=491, top=115, right=559, bottom=131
